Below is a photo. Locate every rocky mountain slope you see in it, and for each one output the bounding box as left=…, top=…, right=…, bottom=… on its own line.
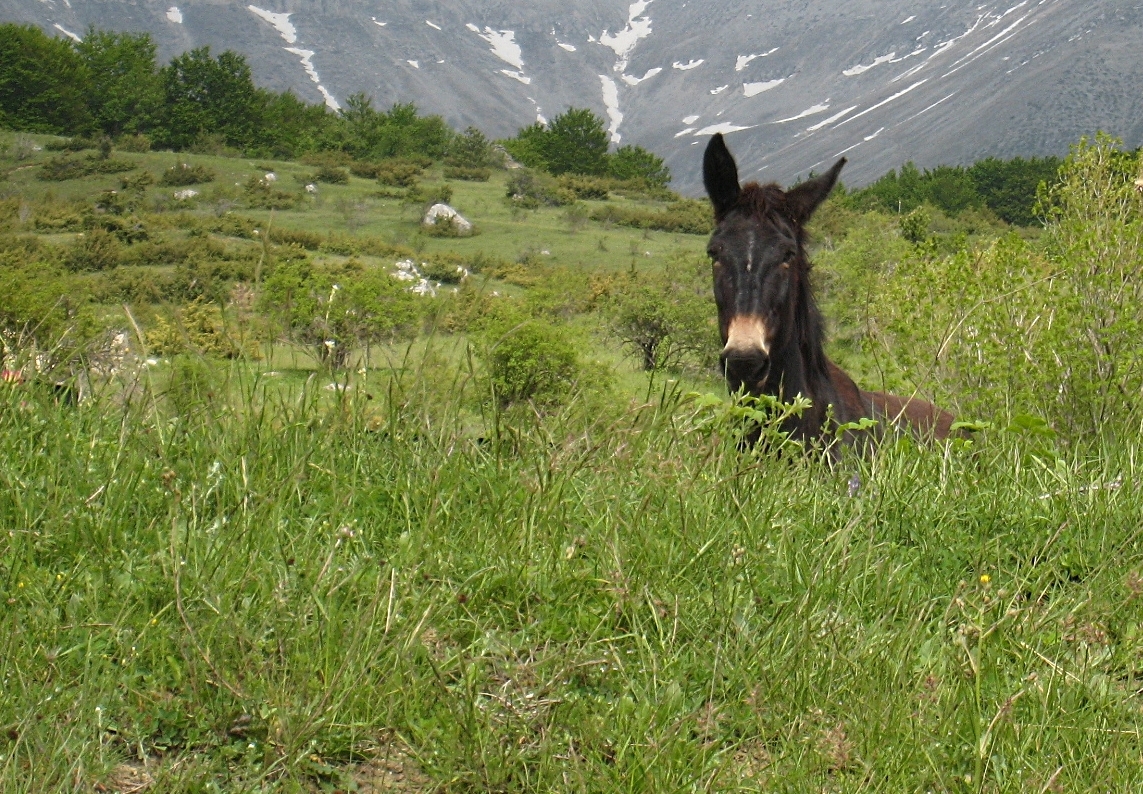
left=6, top=0, right=1141, bottom=191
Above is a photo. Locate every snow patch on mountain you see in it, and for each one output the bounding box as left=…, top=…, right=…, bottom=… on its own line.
left=773, top=103, right=830, bottom=123
left=166, top=6, right=182, bottom=24
left=248, top=6, right=296, bottom=44
left=682, top=115, right=700, bottom=124
left=622, top=67, right=662, bottom=86
left=600, top=0, right=655, bottom=73
left=371, top=18, right=386, bottom=27
left=843, top=53, right=894, bottom=76
left=285, top=47, right=340, bottom=110
left=710, top=85, right=729, bottom=95
left=806, top=106, right=857, bottom=131
left=558, top=42, right=576, bottom=52
left=425, top=20, right=440, bottom=31
left=735, top=49, right=778, bottom=71
left=469, top=26, right=525, bottom=70
left=673, top=59, right=703, bottom=71
left=743, top=78, right=785, bottom=97
left=53, top=22, right=80, bottom=41
left=600, top=76, right=623, bottom=142
left=835, top=78, right=928, bottom=127
left=695, top=122, right=754, bottom=136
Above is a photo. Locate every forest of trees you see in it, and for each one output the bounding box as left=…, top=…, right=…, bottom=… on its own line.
left=0, top=23, right=674, bottom=185
left=842, top=157, right=1066, bottom=226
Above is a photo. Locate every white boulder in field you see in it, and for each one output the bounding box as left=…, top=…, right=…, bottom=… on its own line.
left=173, top=189, right=198, bottom=200
left=422, top=203, right=472, bottom=232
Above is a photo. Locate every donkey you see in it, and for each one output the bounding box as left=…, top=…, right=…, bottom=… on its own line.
left=702, top=133, right=955, bottom=446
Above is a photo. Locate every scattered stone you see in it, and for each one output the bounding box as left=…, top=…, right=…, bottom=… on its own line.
left=264, top=172, right=277, bottom=182
left=305, top=183, right=318, bottom=193
left=173, top=189, right=198, bottom=200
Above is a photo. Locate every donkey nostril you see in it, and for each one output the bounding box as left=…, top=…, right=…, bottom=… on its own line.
left=722, top=353, right=770, bottom=387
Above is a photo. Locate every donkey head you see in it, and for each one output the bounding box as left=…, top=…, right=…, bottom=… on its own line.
left=703, top=133, right=845, bottom=395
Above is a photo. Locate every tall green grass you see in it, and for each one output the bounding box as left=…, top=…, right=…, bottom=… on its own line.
left=3, top=363, right=1142, bottom=792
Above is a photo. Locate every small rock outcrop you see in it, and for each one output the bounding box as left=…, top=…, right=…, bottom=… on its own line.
left=422, top=203, right=472, bottom=233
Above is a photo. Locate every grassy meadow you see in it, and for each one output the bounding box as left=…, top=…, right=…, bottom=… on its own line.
left=3, top=130, right=1143, bottom=792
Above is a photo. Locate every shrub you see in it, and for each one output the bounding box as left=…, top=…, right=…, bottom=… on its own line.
left=506, top=169, right=576, bottom=207
left=375, top=160, right=423, bottom=187
left=479, top=307, right=581, bottom=405
left=604, top=259, right=716, bottom=371
left=269, top=227, right=324, bottom=250
left=443, top=166, right=491, bottom=182
left=420, top=259, right=469, bottom=284
left=115, top=134, right=152, bottom=152
left=146, top=299, right=246, bottom=358
left=447, top=126, right=494, bottom=168
left=159, top=162, right=215, bottom=186
left=867, top=136, right=1143, bottom=440
left=311, top=165, right=350, bottom=184
left=65, top=228, right=122, bottom=272
left=405, top=183, right=453, bottom=208
left=243, top=175, right=298, bottom=210
left=44, top=136, right=99, bottom=152
left=557, top=175, right=610, bottom=200
left=590, top=198, right=713, bottom=234
left=38, top=155, right=135, bottom=181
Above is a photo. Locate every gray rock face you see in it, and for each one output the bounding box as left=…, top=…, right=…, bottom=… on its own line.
left=8, top=0, right=1141, bottom=192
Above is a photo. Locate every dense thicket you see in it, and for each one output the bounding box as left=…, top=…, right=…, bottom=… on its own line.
left=844, top=156, right=1066, bottom=225
left=0, top=23, right=447, bottom=161
left=502, top=107, right=672, bottom=187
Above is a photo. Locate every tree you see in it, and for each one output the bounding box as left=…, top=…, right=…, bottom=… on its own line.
left=605, top=261, right=714, bottom=372
left=543, top=108, right=609, bottom=175
left=75, top=28, right=161, bottom=138
left=154, top=47, right=264, bottom=150
left=500, top=122, right=549, bottom=169
left=0, top=23, right=91, bottom=134
left=447, top=126, right=493, bottom=168
left=609, top=144, right=671, bottom=186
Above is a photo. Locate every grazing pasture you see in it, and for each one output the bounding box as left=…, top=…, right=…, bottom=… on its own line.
left=2, top=129, right=1143, bottom=791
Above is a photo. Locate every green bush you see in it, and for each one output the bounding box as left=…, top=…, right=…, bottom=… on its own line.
left=311, top=165, right=349, bottom=184
left=158, top=162, right=215, bottom=186
left=480, top=307, right=581, bottom=405
left=590, top=198, right=713, bottom=234
left=114, top=134, right=152, bottom=152
left=374, top=160, right=423, bottom=187
left=443, top=166, right=491, bottom=182
left=419, top=259, right=469, bottom=284
left=866, top=135, right=1143, bottom=440
left=557, top=175, right=610, bottom=200
left=405, top=183, right=453, bottom=208
left=38, top=154, right=135, bottom=181
left=603, top=258, right=716, bottom=372
left=506, top=169, right=576, bottom=208
left=243, top=175, right=298, bottom=210
left=64, top=228, right=122, bottom=272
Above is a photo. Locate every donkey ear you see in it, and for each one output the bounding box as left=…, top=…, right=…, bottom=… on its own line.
left=703, top=133, right=741, bottom=220
left=785, top=157, right=846, bottom=224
